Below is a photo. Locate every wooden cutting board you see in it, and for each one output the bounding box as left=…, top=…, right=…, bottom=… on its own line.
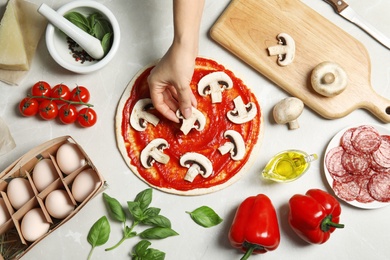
left=210, top=0, right=390, bottom=123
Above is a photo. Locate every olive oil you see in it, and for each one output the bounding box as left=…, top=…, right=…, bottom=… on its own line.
left=262, top=150, right=317, bottom=182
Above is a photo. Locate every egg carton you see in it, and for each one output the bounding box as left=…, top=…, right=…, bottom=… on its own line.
left=0, top=136, right=105, bottom=259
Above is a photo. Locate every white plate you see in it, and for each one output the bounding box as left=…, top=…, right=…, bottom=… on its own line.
left=324, top=123, right=390, bottom=209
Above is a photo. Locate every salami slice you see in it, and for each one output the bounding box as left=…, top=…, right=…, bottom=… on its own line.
left=367, top=173, right=390, bottom=202
left=325, top=146, right=346, bottom=176
left=351, top=125, right=381, bottom=154
left=330, top=172, right=355, bottom=183
left=340, top=127, right=361, bottom=155
left=333, top=179, right=360, bottom=201
left=355, top=176, right=375, bottom=203
left=370, top=155, right=390, bottom=173
left=372, top=136, right=390, bottom=168
left=341, top=152, right=370, bottom=174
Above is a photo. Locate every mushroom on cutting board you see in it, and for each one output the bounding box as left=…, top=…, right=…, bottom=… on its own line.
left=130, top=98, right=159, bottom=131
left=176, top=107, right=206, bottom=135
left=267, top=33, right=295, bottom=66
left=273, top=97, right=304, bottom=130
left=140, top=138, right=170, bottom=168
left=311, top=61, right=348, bottom=97
left=180, top=152, right=213, bottom=182
left=218, top=130, right=246, bottom=161
left=227, top=96, right=257, bottom=124
left=197, top=71, right=233, bottom=103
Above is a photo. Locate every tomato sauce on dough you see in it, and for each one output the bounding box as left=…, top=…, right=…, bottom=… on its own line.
left=121, top=57, right=261, bottom=192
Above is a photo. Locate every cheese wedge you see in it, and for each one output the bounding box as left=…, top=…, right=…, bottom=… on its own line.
left=0, top=0, right=29, bottom=71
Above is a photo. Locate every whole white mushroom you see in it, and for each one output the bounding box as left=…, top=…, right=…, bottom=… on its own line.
left=273, top=97, right=304, bottom=130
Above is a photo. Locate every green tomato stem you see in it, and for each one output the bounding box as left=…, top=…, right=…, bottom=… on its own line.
left=28, top=94, right=94, bottom=107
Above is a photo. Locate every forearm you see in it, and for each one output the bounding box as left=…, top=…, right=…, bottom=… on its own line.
left=172, top=0, right=205, bottom=57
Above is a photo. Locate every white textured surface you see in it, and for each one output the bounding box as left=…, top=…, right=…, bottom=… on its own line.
left=0, top=0, right=390, bottom=259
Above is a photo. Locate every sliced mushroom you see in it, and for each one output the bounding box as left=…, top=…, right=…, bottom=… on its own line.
left=140, top=138, right=170, bottom=168
left=273, top=97, right=304, bottom=130
left=227, top=96, right=257, bottom=124
left=218, top=130, right=246, bottom=161
left=311, top=61, right=348, bottom=97
left=197, top=71, right=233, bottom=103
left=130, top=98, right=160, bottom=131
left=267, top=33, right=295, bottom=66
left=176, top=107, right=206, bottom=135
left=180, top=152, right=213, bottom=182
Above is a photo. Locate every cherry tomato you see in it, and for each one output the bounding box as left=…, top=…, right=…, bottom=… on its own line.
left=19, top=98, right=39, bottom=117
left=78, top=107, right=97, bottom=127
left=31, top=81, right=51, bottom=102
left=58, top=104, right=78, bottom=124
left=70, top=86, right=90, bottom=104
left=51, top=83, right=71, bottom=104
left=38, top=100, right=58, bottom=120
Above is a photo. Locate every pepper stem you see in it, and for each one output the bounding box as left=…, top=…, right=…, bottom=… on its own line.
left=321, top=214, right=345, bottom=232
left=240, top=246, right=255, bottom=260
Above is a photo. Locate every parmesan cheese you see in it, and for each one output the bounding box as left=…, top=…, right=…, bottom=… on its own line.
left=0, top=0, right=28, bottom=71
left=0, top=0, right=47, bottom=73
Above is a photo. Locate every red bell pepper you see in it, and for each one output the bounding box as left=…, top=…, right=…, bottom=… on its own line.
left=228, top=194, right=280, bottom=260
left=288, top=189, right=344, bottom=244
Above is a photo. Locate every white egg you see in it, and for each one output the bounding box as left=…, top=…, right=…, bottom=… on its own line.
left=56, top=143, right=85, bottom=175
left=71, top=169, right=100, bottom=203
left=45, top=190, right=74, bottom=219
left=32, top=159, right=58, bottom=192
left=21, top=208, right=50, bottom=242
left=0, top=198, right=10, bottom=226
left=7, top=178, right=34, bottom=210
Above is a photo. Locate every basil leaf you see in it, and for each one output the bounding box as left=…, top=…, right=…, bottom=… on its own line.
left=139, top=227, right=178, bottom=239
left=142, top=215, right=171, bottom=228
left=101, top=33, right=113, bottom=54
left=87, top=216, right=110, bottom=247
left=92, top=18, right=112, bottom=40
left=103, top=193, right=126, bottom=223
left=64, top=12, right=91, bottom=32
left=134, top=188, right=153, bottom=210
left=124, top=226, right=137, bottom=238
left=143, top=207, right=160, bottom=218
left=128, top=201, right=144, bottom=221
left=186, top=206, right=223, bottom=228
left=132, top=240, right=166, bottom=260
left=144, top=248, right=165, bottom=260
left=134, top=240, right=151, bottom=256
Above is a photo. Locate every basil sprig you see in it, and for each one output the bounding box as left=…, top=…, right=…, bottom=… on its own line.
left=103, top=189, right=178, bottom=251
left=64, top=11, right=113, bottom=56
left=87, top=216, right=110, bottom=260
left=186, top=206, right=223, bottom=228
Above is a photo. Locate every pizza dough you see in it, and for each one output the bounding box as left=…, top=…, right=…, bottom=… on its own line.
left=115, top=57, right=263, bottom=195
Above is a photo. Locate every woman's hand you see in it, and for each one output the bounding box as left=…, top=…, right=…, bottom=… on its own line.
left=148, top=42, right=198, bottom=123
left=148, top=0, right=204, bottom=123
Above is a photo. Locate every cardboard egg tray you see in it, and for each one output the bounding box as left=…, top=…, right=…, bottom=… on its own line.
left=0, top=136, right=105, bottom=259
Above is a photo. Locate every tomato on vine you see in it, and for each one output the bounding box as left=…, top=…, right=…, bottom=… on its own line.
left=51, top=83, right=71, bottom=104
left=31, top=81, right=51, bottom=102
left=19, top=81, right=97, bottom=127
left=19, top=98, right=39, bottom=117
left=78, top=107, right=97, bottom=127
left=70, top=86, right=90, bottom=103
left=58, top=104, right=78, bottom=124
left=38, top=100, right=58, bottom=120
